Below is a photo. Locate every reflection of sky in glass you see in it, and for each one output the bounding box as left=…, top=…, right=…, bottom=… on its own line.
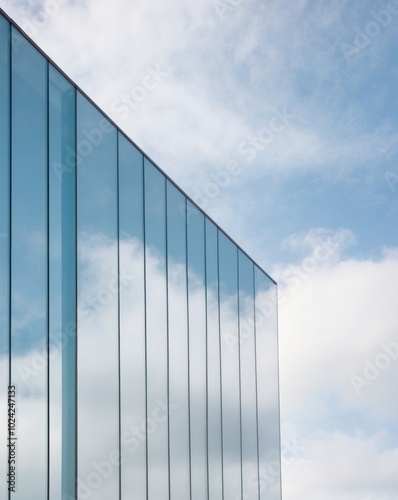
left=0, top=13, right=10, bottom=500
left=0, top=11, right=280, bottom=500
left=10, top=25, right=47, bottom=500
left=187, top=201, right=207, bottom=500
left=119, top=133, right=146, bottom=500
left=219, top=231, right=242, bottom=500
left=167, top=181, right=190, bottom=500
left=77, top=91, right=119, bottom=500
left=49, top=62, right=76, bottom=500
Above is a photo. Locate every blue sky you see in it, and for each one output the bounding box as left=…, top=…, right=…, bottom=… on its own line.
left=1, top=0, right=398, bottom=498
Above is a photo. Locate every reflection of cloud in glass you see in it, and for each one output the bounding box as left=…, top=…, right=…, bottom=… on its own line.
left=0, top=10, right=281, bottom=500
left=0, top=223, right=279, bottom=499
left=75, top=233, right=279, bottom=500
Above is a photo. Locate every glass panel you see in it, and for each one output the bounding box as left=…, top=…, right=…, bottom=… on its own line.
left=205, top=219, right=223, bottom=500
left=0, top=14, right=10, bottom=500
left=11, top=26, right=48, bottom=499
left=254, top=268, right=281, bottom=500
left=218, top=232, right=241, bottom=500
left=239, top=252, right=259, bottom=500
left=49, top=64, right=76, bottom=500
left=187, top=201, right=208, bottom=500
left=118, top=134, right=146, bottom=500
left=77, top=92, right=119, bottom=500
left=166, top=183, right=190, bottom=500
left=144, top=159, right=169, bottom=500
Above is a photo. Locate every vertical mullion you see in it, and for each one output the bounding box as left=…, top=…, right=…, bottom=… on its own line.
left=8, top=18, right=12, bottom=385
left=116, top=132, right=122, bottom=500
left=275, top=289, right=283, bottom=497
left=216, top=230, right=224, bottom=500
left=73, top=85, right=78, bottom=500
left=143, top=156, right=149, bottom=500
left=204, top=222, right=210, bottom=500
left=62, top=81, right=77, bottom=500
left=253, top=267, right=261, bottom=500
left=185, top=198, right=193, bottom=500
left=237, top=252, right=244, bottom=500
left=165, top=184, right=171, bottom=500
left=45, top=59, right=50, bottom=500
left=7, top=19, right=12, bottom=500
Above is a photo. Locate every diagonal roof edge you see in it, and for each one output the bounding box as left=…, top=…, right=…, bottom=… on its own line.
left=0, top=5, right=277, bottom=285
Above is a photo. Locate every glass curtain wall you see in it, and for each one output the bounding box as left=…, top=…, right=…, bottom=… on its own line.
left=0, top=11, right=281, bottom=500
left=10, top=25, right=48, bottom=500
left=0, top=14, right=11, bottom=500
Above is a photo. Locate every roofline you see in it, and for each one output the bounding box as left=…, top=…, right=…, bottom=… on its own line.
left=0, top=6, right=277, bottom=285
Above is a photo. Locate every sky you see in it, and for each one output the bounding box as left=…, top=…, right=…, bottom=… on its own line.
left=1, top=0, right=398, bottom=498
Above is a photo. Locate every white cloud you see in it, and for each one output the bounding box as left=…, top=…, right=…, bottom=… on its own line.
left=2, top=225, right=397, bottom=498
left=280, top=227, right=357, bottom=260
left=1, top=1, right=397, bottom=497
left=283, top=431, right=398, bottom=500
left=2, top=0, right=396, bottom=194
left=278, top=235, right=398, bottom=416
left=276, top=229, right=398, bottom=498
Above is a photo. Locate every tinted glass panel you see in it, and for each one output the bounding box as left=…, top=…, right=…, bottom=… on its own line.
left=77, top=92, right=119, bottom=500
left=0, top=12, right=281, bottom=500
left=167, top=183, right=190, bottom=500
left=119, top=135, right=146, bottom=500
left=205, top=219, right=223, bottom=500
left=255, top=268, right=281, bottom=500
left=187, top=202, right=208, bottom=500
left=218, top=232, right=241, bottom=500
left=239, top=252, right=259, bottom=500
left=49, top=64, right=76, bottom=500
left=144, top=159, right=169, bottom=500
left=0, top=14, right=10, bottom=500
left=11, top=26, right=48, bottom=499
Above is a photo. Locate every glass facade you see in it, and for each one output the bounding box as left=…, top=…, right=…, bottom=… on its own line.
left=0, top=9, right=281, bottom=500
